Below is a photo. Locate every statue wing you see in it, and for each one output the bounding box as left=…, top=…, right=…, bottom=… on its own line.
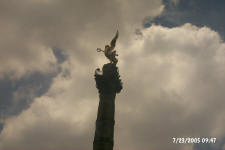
left=110, top=30, right=119, bottom=50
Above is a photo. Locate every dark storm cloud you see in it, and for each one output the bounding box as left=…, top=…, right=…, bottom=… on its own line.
left=144, top=0, right=225, bottom=40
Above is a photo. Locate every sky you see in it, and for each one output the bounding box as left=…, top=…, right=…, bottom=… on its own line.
left=0, top=0, right=225, bottom=150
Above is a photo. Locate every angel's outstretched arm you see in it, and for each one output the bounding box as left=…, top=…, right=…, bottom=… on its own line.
left=110, top=30, right=119, bottom=50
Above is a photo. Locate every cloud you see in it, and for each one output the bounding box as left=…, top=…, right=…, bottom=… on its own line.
left=0, top=0, right=163, bottom=79
left=144, top=0, right=225, bottom=40
left=1, top=22, right=225, bottom=150
left=1, top=0, right=225, bottom=150
left=116, top=24, right=225, bottom=150
left=0, top=0, right=165, bottom=149
left=0, top=0, right=163, bottom=133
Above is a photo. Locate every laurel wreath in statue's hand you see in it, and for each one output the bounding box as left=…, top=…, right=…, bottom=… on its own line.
left=96, top=48, right=103, bottom=52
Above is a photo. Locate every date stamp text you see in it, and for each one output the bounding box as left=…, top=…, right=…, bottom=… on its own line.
left=172, top=137, right=216, bottom=144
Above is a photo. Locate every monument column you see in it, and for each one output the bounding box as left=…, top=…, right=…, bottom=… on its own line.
left=93, top=63, right=122, bottom=150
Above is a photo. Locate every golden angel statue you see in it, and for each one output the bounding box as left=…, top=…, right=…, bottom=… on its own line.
left=96, top=30, right=119, bottom=64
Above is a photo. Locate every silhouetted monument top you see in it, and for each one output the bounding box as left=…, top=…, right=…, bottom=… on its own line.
left=95, top=63, right=122, bottom=94
left=93, top=31, right=122, bottom=150
left=95, top=30, right=122, bottom=93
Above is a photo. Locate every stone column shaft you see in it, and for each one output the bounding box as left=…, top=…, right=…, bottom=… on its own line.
left=93, top=63, right=122, bottom=150
left=93, top=93, right=116, bottom=150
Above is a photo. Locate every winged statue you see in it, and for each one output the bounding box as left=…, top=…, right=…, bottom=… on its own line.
left=96, top=30, right=119, bottom=64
